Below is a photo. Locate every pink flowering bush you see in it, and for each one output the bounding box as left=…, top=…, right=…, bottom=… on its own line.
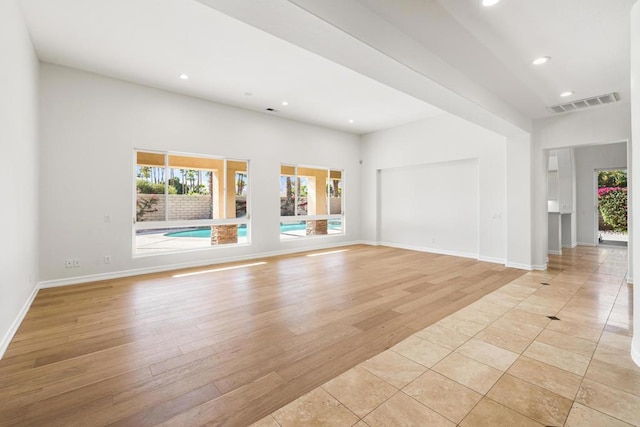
left=598, top=187, right=627, bottom=232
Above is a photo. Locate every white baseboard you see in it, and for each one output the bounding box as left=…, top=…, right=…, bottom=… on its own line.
left=505, top=262, right=533, bottom=271
left=4, top=241, right=369, bottom=360
left=506, top=262, right=546, bottom=271
left=548, top=250, right=562, bottom=255
left=0, top=285, right=39, bottom=360
left=376, top=242, right=505, bottom=266
left=364, top=241, right=517, bottom=268
left=0, top=239, right=539, bottom=360
left=478, top=256, right=507, bottom=265
left=577, top=242, right=596, bottom=247
left=38, top=240, right=366, bottom=289
left=627, top=277, right=633, bottom=284
left=562, top=243, right=578, bottom=249
left=377, top=241, right=478, bottom=260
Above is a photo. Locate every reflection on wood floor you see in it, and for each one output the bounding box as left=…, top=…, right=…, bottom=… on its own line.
left=256, top=246, right=638, bottom=427
left=0, top=245, right=525, bottom=426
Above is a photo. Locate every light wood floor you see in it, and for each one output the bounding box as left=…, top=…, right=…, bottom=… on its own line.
left=254, top=245, right=636, bottom=426
left=0, top=245, right=526, bottom=426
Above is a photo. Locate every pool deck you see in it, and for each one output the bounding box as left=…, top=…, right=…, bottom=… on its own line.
left=136, top=229, right=342, bottom=254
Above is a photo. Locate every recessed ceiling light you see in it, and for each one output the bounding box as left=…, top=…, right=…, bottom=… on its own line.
left=560, top=91, right=574, bottom=97
left=281, top=101, right=289, bottom=106
left=244, top=92, right=253, bottom=97
left=481, top=0, right=500, bottom=6
left=532, top=56, right=551, bottom=65
left=178, top=73, right=189, bottom=80
left=348, top=119, right=354, bottom=123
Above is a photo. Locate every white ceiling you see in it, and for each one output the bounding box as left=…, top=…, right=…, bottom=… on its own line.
left=18, top=0, right=634, bottom=134
left=17, top=0, right=443, bottom=134
left=434, top=0, right=633, bottom=118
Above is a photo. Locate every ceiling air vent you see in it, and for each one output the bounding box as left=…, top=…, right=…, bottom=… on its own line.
left=547, top=92, right=619, bottom=114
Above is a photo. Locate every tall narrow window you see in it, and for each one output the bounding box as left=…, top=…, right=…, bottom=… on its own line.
left=279, top=164, right=344, bottom=239
left=135, top=150, right=249, bottom=255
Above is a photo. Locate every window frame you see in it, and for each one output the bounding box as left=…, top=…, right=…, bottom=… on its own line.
left=279, top=163, right=345, bottom=239
left=133, top=149, right=250, bottom=256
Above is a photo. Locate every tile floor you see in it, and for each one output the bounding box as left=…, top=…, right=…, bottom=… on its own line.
left=251, top=246, right=638, bottom=426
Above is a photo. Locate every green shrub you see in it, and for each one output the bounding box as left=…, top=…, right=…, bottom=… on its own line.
left=598, top=187, right=627, bottom=232
left=137, top=179, right=177, bottom=194
left=598, top=170, right=627, bottom=188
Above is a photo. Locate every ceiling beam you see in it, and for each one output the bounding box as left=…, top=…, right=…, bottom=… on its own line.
left=197, top=0, right=531, bottom=136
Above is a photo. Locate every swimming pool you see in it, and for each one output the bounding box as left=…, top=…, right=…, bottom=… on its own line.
left=164, top=222, right=341, bottom=238
left=165, top=225, right=249, bottom=238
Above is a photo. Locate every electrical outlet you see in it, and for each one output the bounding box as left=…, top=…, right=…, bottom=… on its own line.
left=104, top=255, right=111, bottom=264
left=73, top=258, right=81, bottom=267
left=65, top=259, right=73, bottom=268
left=104, top=214, right=111, bottom=223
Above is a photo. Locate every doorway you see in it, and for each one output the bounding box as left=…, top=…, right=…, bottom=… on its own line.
left=596, top=168, right=628, bottom=247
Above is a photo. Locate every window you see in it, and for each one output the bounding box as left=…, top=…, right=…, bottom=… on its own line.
left=135, top=151, right=249, bottom=254
left=280, top=165, right=343, bottom=239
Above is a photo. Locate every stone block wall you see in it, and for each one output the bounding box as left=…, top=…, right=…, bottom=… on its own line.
left=136, top=194, right=163, bottom=222
left=137, top=194, right=212, bottom=222
left=306, top=219, right=328, bottom=236
left=168, top=195, right=213, bottom=221
left=211, top=224, right=238, bottom=245
left=281, top=197, right=341, bottom=215
left=330, top=197, right=342, bottom=214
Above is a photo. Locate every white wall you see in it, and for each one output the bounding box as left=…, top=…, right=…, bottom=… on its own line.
left=38, top=64, right=361, bottom=284
left=574, top=143, right=627, bottom=245
left=0, top=0, right=40, bottom=356
left=556, top=149, right=575, bottom=215
left=506, top=133, right=534, bottom=269
left=546, top=148, right=577, bottom=252
left=532, top=103, right=632, bottom=269
left=379, top=159, right=479, bottom=257
left=361, top=114, right=507, bottom=263
left=630, top=1, right=640, bottom=367
left=548, top=214, right=562, bottom=254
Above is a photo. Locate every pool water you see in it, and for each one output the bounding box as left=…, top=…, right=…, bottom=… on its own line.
left=165, top=225, right=249, bottom=238
left=164, top=222, right=341, bottom=238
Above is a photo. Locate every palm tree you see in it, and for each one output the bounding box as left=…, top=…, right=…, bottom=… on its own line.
left=179, top=169, right=187, bottom=194
left=206, top=171, right=213, bottom=194
left=283, top=176, right=294, bottom=215
left=286, top=177, right=294, bottom=201
left=236, top=173, right=247, bottom=195
left=186, top=170, right=197, bottom=193
left=208, top=170, right=215, bottom=218
left=139, top=166, right=151, bottom=181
